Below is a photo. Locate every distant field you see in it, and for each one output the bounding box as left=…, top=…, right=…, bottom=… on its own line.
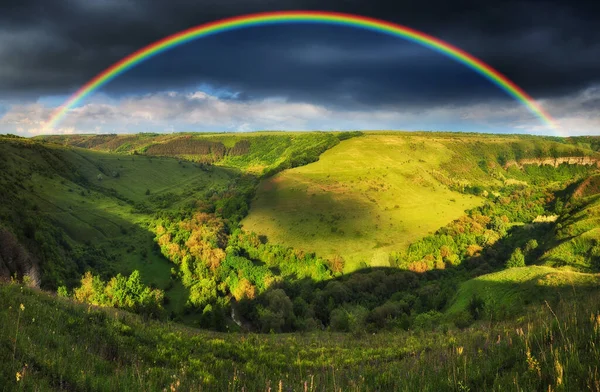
left=242, top=134, right=482, bottom=271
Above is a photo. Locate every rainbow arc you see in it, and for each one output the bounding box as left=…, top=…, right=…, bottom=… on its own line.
left=46, top=11, right=558, bottom=132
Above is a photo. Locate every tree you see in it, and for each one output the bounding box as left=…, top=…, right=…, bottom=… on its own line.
left=258, top=289, right=295, bottom=332
left=330, top=308, right=349, bottom=331
left=524, top=239, right=539, bottom=254
left=506, top=248, right=525, bottom=268
left=188, top=278, right=217, bottom=308
left=490, top=216, right=508, bottom=235
left=73, top=270, right=164, bottom=315
left=145, top=189, right=150, bottom=195
left=468, top=294, right=485, bottom=320
left=328, top=255, right=345, bottom=274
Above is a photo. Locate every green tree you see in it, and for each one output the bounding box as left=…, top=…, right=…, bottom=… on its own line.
left=330, top=308, right=349, bottom=331
left=506, top=248, right=525, bottom=268
left=57, top=286, right=69, bottom=298
left=524, top=239, right=539, bottom=254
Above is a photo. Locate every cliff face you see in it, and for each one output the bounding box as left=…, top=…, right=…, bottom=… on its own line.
left=504, top=156, right=600, bottom=169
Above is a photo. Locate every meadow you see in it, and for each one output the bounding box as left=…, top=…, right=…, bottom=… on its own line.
left=2, top=279, right=600, bottom=391
left=2, top=131, right=600, bottom=390
left=242, top=134, right=483, bottom=270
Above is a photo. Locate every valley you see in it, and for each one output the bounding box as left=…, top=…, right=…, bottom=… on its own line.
left=2, top=130, right=600, bottom=390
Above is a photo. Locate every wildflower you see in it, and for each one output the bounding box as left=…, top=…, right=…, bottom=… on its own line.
left=456, top=346, right=464, bottom=356
left=15, top=372, right=22, bottom=382
left=555, top=357, right=563, bottom=386
left=19, top=304, right=25, bottom=312
left=526, top=349, right=541, bottom=377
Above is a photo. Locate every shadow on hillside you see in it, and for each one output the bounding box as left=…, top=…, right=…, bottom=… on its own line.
left=243, top=175, right=381, bottom=248
left=227, top=218, right=587, bottom=333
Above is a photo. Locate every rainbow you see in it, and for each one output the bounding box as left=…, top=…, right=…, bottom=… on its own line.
left=46, top=11, right=558, bottom=131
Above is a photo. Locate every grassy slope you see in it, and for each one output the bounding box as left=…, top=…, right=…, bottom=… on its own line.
left=2, top=280, right=600, bottom=391
left=540, top=176, right=600, bottom=271
left=447, top=266, right=600, bottom=317
left=0, top=138, right=234, bottom=312
left=446, top=172, right=600, bottom=322
left=242, top=132, right=600, bottom=272
left=242, top=134, right=482, bottom=271
left=37, top=131, right=342, bottom=175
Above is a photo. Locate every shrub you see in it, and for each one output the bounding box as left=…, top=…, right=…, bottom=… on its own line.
left=328, top=255, right=345, bottom=274
left=413, top=310, right=443, bottom=330
left=524, top=239, right=539, bottom=254
left=330, top=308, right=349, bottom=332
left=453, top=310, right=474, bottom=329
left=506, top=248, right=526, bottom=268
left=57, top=286, right=69, bottom=298
left=468, top=294, right=486, bottom=320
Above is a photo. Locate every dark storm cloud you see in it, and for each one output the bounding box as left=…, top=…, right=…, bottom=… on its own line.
left=0, top=0, right=599, bottom=106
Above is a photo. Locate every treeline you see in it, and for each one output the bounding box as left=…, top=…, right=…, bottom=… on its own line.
left=152, top=212, right=335, bottom=326
left=565, top=135, right=600, bottom=153
left=390, top=186, right=554, bottom=273
left=64, top=270, right=164, bottom=317
left=228, top=230, right=333, bottom=281
left=235, top=267, right=448, bottom=333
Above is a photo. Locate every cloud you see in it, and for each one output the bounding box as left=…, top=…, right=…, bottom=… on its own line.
left=2, top=84, right=598, bottom=137
left=0, top=0, right=599, bottom=108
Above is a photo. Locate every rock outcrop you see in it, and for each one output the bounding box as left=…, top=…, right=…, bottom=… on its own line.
left=504, top=156, right=600, bottom=169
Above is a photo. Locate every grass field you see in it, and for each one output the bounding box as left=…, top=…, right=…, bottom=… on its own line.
left=3, top=279, right=600, bottom=391
left=447, top=265, right=600, bottom=318
left=242, top=134, right=482, bottom=271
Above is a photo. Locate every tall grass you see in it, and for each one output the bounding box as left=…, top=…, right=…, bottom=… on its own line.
left=2, top=281, right=599, bottom=391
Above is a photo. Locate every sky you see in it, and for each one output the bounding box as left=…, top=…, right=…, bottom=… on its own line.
left=0, top=0, right=599, bottom=136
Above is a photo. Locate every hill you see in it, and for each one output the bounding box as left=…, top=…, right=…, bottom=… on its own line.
left=242, top=134, right=482, bottom=271
left=447, top=265, right=600, bottom=318
left=242, top=132, right=599, bottom=271
left=35, top=131, right=355, bottom=176
left=539, top=174, right=600, bottom=271
left=0, top=136, right=238, bottom=314
left=3, top=131, right=600, bottom=390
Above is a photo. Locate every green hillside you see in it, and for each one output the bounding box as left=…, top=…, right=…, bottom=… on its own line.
left=36, top=131, right=350, bottom=176
left=0, top=136, right=236, bottom=314
left=447, top=266, right=600, bottom=318
left=3, top=131, right=600, bottom=390
left=242, top=134, right=482, bottom=271
left=539, top=174, right=600, bottom=271
left=242, top=132, right=599, bottom=271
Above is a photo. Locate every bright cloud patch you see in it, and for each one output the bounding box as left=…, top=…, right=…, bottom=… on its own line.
left=1, top=85, right=599, bottom=136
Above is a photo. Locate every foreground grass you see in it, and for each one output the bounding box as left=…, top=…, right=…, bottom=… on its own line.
left=2, top=282, right=600, bottom=391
